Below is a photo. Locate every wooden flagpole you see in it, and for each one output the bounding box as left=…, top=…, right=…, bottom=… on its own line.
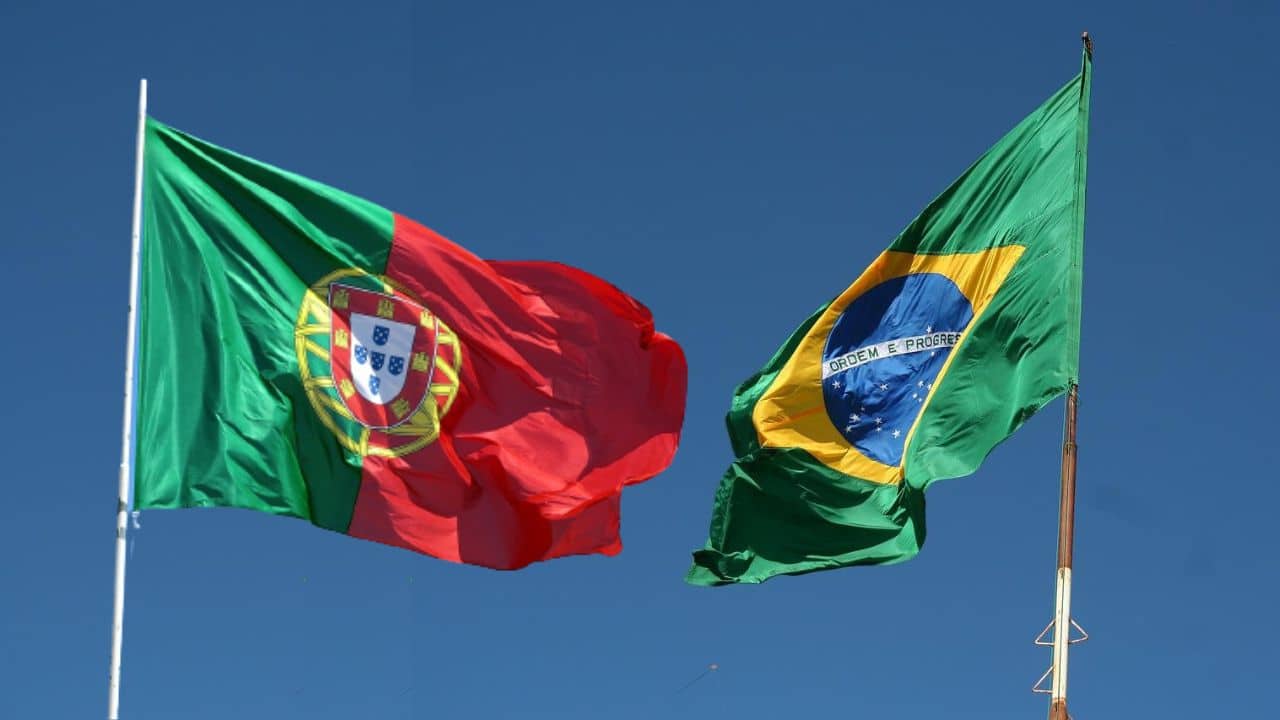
left=1048, top=383, right=1079, bottom=720
left=1038, top=33, right=1092, bottom=719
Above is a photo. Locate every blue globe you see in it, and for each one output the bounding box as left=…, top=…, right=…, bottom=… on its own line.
left=821, top=273, right=974, bottom=466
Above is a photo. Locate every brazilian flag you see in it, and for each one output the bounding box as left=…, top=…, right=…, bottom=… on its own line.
left=687, top=51, right=1092, bottom=585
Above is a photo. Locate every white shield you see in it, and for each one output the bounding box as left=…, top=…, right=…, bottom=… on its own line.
left=349, top=313, right=416, bottom=405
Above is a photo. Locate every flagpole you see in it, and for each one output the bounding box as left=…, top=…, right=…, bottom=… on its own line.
left=1043, top=32, right=1093, bottom=720
left=1048, top=382, right=1078, bottom=720
left=109, top=77, right=147, bottom=720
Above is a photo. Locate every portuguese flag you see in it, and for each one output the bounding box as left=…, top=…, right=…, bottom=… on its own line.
left=687, top=53, right=1092, bottom=585
left=135, top=119, right=686, bottom=569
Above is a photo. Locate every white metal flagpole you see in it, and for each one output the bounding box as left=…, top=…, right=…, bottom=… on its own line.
left=109, top=77, right=147, bottom=720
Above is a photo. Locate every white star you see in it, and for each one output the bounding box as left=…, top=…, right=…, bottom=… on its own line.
left=849, top=413, right=861, bottom=422
left=926, top=325, right=933, bottom=333
left=875, top=417, right=884, bottom=425
left=832, top=379, right=842, bottom=389
left=926, top=382, right=932, bottom=389
left=930, top=351, right=937, bottom=357
left=917, top=380, right=925, bottom=388
left=912, top=393, right=919, bottom=400
left=916, top=396, right=923, bottom=403
left=876, top=426, right=883, bottom=432
left=878, top=383, right=889, bottom=391
left=892, top=429, right=901, bottom=438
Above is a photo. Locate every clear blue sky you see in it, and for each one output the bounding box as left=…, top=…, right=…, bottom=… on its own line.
left=2, top=1, right=1276, bottom=718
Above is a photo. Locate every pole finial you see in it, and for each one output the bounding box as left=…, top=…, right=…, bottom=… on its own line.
left=1081, top=31, right=1094, bottom=58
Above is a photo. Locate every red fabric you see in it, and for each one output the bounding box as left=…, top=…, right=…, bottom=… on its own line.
left=346, top=215, right=686, bottom=569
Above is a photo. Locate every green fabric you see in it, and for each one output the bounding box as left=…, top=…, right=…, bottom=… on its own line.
left=689, top=53, right=1092, bottom=585
left=134, top=118, right=394, bottom=531
left=690, top=449, right=927, bottom=584
left=902, top=58, right=1090, bottom=486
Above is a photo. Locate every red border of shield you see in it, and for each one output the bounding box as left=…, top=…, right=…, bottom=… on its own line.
left=328, top=283, right=439, bottom=429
